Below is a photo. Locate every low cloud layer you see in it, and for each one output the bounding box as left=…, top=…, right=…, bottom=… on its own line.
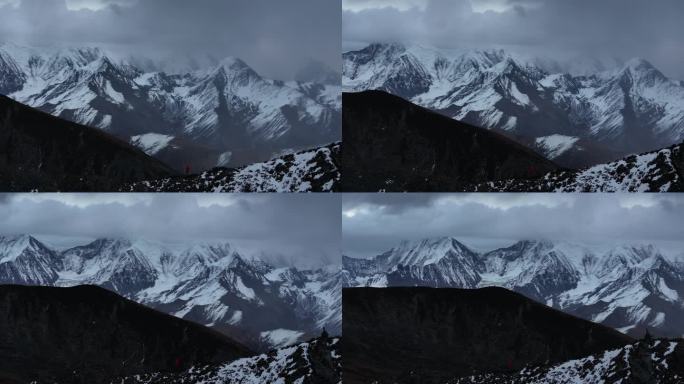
left=343, top=194, right=684, bottom=257
left=0, top=0, right=341, bottom=80
left=0, top=194, right=341, bottom=268
left=343, top=0, right=684, bottom=79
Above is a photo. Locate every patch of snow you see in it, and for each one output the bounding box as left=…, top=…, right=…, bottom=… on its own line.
left=259, top=329, right=305, bottom=348
left=535, top=134, right=580, bottom=159
left=130, top=133, right=174, bottom=156
left=216, top=151, right=232, bottom=167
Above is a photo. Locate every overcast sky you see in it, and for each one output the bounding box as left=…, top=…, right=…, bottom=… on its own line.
left=342, top=194, right=684, bottom=258
left=0, top=0, right=341, bottom=81
left=343, top=0, right=684, bottom=79
left=0, top=193, right=341, bottom=268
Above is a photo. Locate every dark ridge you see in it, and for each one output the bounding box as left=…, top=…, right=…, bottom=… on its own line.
left=342, top=286, right=634, bottom=384
left=341, top=90, right=560, bottom=191
left=0, top=95, right=176, bottom=191
left=0, top=284, right=252, bottom=384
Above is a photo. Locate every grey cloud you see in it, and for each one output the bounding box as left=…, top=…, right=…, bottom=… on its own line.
left=343, top=0, right=684, bottom=79
left=342, top=194, right=684, bottom=258
left=1, top=0, right=341, bottom=81
left=0, top=194, right=341, bottom=268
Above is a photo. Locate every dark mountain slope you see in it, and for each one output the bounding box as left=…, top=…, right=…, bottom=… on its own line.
left=341, top=90, right=559, bottom=192
left=0, top=95, right=176, bottom=191
left=342, top=287, right=633, bottom=384
left=0, top=284, right=252, bottom=384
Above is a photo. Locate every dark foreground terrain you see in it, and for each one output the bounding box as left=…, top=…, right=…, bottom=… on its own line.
left=341, top=90, right=559, bottom=191
left=0, top=95, right=176, bottom=191
left=0, top=285, right=251, bottom=384
left=342, top=287, right=634, bottom=384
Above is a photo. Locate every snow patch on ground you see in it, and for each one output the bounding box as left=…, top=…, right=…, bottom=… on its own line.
left=130, top=133, right=175, bottom=156
left=216, top=151, right=232, bottom=167
left=259, top=329, right=305, bottom=348
left=535, top=134, right=580, bottom=159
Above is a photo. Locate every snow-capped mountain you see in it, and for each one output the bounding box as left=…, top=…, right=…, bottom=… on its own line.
left=343, top=43, right=684, bottom=157
left=118, top=334, right=341, bottom=384
left=343, top=237, right=684, bottom=338
left=124, top=142, right=340, bottom=192
left=0, top=43, right=340, bottom=170
left=454, top=338, right=684, bottom=384
left=476, top=141, right=684, bottom=192
left=0, top=235, right=60, bottom=285
left=0, top=235, right=341, bottom=350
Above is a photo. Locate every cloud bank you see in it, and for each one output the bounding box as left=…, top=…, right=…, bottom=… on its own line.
left=0, top=193, right=341, bottom=268
left=342, top=194, right=684, bottom=257
left=0, top=0, right=341, bottom=80
left=343, top=0, right=684, bottom=79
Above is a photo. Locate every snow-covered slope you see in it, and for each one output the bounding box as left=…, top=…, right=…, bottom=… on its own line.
left=124, top=142, right=340, bottom=192
left=117, top=335, right=341, bottom=384
left=0, top=43, right=340, bottom=169
left=454, top=338, right=684, bottom=384
left=343, top=43, right=684, bottom=156
left=0, top=236, right=342, bottom=351
left=344, top=237, right=684, bottom=338
left=477, top=141, right=684, bottom=192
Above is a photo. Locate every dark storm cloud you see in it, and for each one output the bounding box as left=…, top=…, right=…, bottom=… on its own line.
left=343, top=0, right=684, bottom=79
left=342, top=194, right=684, bottom=258
left=0, top=0, right=341, bottom=80
left=0, top=194, right=341, bottom=268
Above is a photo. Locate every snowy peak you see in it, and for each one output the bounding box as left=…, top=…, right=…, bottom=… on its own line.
left=0, top=235, right=60, bottom=285
left=624, top=57, right=655, bottom=71
left=46, top=47, right=106, bottom=71
left=380, top=237, right=477, bottom=268
left=0, top=235, right=47, bottom=262
left=208, top=56, right=262, bottom=85
left=611, top=57, right=669, bottom=88
left=216, top=56, right=252, bottom=72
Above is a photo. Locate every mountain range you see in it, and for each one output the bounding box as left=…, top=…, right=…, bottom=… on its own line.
left=343, top=43, right=684, bottom=167
left=0, top=235, right=342, bottom=351
left=0, top=43, right=340, bottom=171
left=343, top=286, right=634, bottom=384
left=343, top=237, right=684, bottom=339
